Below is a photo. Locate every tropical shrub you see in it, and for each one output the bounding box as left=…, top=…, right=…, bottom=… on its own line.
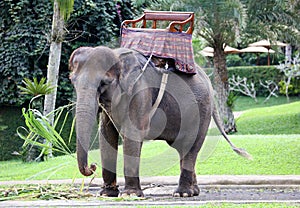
left=0, top=0, right=135, bottom=107
left=0, top=0, right=135, bottom=161
left=226, top=54, right=248, bottom=67
left=278, top=79, right=300, bottom=95
left=276, top=55, right=300, bottom=100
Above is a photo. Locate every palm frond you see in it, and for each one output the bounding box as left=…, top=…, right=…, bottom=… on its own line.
left=18, top=104, right=76, bottom=157
left=18, top=77, right=56, bottom=96
left=55, top=0, right=74, bottom=20
left=245, top=0, right=299, bottom=43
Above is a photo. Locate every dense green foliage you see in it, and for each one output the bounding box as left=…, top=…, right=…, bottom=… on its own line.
left=0, top=0, right=51, bottom=105
left=0, top=0, right=134, bottom=107
left=0, top=0, right=134, bottom=161
left=225, top=53, right=286, bottom=67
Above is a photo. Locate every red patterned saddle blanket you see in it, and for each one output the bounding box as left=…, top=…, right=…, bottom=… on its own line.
left=121, top=28, right=196, bottom=75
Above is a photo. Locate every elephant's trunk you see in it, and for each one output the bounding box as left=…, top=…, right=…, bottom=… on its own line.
left=75, top=88, right=98, bottom=176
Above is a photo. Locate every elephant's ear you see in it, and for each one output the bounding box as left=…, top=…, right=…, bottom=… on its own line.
left=117, top=54, right=145, bottom=95
left=113, top=48, right=133, bottom=92
left=105, top=60, right=121, bottom=81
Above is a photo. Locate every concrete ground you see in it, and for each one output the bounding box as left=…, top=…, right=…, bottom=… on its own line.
left=1, top=175, right=300, bottom=207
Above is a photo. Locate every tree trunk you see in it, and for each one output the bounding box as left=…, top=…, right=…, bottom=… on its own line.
left=43, top=0, right=65, bottom=158
left=285, top=44, right=292, bottom=64
left=285, top=76, right=291, bottom=103
left=212, top=46, right=237, bottom=133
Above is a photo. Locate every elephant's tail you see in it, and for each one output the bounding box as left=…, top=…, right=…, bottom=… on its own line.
left=212, top=104, right=253, bottom=160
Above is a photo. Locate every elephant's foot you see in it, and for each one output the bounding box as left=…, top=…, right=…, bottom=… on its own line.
left=173, top=184, right=199, bottom=197
left=119, top=188, right=144, bottom=197
left=100, top=184, right=119, bottom=197
left=193, top=184, right=200, bottom=196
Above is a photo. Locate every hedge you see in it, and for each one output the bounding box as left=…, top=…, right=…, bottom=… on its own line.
left=204, top=65, right=300, bottom=96
left=228, top=66, right=283, bottom=96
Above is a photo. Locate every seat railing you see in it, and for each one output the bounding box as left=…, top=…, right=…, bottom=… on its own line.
left=121, top=11, right=194, bottom=34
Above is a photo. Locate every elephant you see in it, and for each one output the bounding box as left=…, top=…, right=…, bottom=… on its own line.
left=69, top=46, right=251, bottom=198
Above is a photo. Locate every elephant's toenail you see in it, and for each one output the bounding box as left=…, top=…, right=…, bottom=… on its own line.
left=183, top=193, right=189, bottom=197
left=119, top=193, right=128, bottom=197
left=173, top=193, right=180, bottom=197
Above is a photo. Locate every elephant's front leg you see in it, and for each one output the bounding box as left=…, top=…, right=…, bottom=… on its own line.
left=118, top=89, right=151, bottom=197
left=99, top=113, right=119, bottom=197
left=120, top=137, right=144, bottom=197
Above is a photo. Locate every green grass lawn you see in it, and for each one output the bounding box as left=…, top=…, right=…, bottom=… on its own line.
left=137, top=204, right=299, bottom=208
left=1, top=97, right=299, bottom=206
left=0, top=97, right=299, bottom=181
left=235, top=101, right=300, bottom=134
left=1, top=134, right=299, bottom=181
left=136, top=204, right=300, bottom=208
left=233, top=95, right=300, bottom=111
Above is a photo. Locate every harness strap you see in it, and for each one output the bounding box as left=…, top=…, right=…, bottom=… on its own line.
left=127, top=53, right=153, bottom=95
left=150, top=73, right=169, bottom=117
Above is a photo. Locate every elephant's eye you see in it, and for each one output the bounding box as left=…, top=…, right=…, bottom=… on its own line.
left=69, top=73, right=77, bottom=83
left=100, top=80, right=105, bottom=87
left=97, top=84, right=102, bottom=93
left=99, top=78, right=113, bottom=94
left=98, top=80, right=106, bottom=94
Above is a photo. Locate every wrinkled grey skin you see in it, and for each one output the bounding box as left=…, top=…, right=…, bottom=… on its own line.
left=69, top=46, right=249, bottom=198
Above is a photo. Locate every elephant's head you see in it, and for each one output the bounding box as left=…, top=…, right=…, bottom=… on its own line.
left=69, top=46, right=120, bottom=176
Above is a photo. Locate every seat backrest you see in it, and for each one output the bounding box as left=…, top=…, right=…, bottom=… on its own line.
left=122, top=11, right=194, bottom=34
left=144, top=11, right=192, bottom=21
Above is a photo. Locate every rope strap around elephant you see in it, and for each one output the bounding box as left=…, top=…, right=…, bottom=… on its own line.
left=127, top=52, right=153, bottom=95
left=150, top=73, right=169, bottom=118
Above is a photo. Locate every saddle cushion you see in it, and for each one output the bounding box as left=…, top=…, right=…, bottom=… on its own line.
left=121, top=28, right=196, bottom=74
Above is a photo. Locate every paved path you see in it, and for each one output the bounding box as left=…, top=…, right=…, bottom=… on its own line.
left=1, top=175, right=300, bottom=207
left=233, top=111, right=244, bottom=118
left=1, top=175, right=300, bottom=186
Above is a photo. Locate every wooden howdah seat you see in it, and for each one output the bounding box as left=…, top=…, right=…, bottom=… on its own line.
left=121, top=11, right=194, bottom=34
left=121, top=11, right=196, bottom=74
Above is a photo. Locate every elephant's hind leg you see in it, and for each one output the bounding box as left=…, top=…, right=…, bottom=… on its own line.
left=173, top=132, right=207, bottom=197
left=99, top=113, right=120, bottom=197
left=173, top=103, right=211, bottom=197
left=192, top=172, right=200, bottom=196
left=173, top=152, right=199, bottom=197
